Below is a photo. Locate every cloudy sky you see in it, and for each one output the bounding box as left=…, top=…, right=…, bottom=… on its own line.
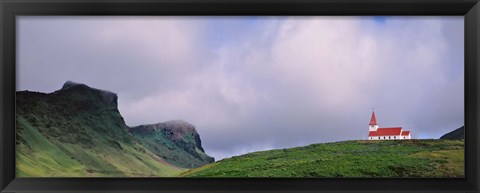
left=17, top=16, right=464, bottom=160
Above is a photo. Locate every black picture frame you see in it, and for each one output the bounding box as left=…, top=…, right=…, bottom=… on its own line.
left=1, top=0, right=479, bottom=192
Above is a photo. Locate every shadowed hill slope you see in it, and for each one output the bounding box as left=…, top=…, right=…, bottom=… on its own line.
left=440, top=126, right=464, bottom=140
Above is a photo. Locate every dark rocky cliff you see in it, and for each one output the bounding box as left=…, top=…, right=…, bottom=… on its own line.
left=130, top=120, right=214, bottom=168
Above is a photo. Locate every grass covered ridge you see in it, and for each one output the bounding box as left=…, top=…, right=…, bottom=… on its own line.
left=182, top=139, right=464, bottom=177
left=16, top=86, right=187, bottom=177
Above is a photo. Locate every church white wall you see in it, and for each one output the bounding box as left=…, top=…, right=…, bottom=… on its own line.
left=368, top=135, right=410, bottom=140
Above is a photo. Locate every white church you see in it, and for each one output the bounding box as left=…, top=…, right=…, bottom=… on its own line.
left=367, top=110, right=411, bottom=140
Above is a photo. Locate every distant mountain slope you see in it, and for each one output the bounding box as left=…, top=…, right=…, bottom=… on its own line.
left=129, top=120, right=214, bottom=168
left=182, top=140, right=464, bottom=177
left=440, top=126, right=464, bottom=140
left=16, top=81, right=212, bottom=177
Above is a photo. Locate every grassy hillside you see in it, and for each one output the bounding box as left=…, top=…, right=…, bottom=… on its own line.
left=17, top=115, right=184, bottom=177
left=16, top=82, right=191, bottom=177
left=182, top=140, right=464, bottom=177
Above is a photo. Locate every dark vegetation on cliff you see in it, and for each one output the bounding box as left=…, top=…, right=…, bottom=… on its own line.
left=16, top=81, right=213, bottom=177
left=440, top=126, right=465, bottom=140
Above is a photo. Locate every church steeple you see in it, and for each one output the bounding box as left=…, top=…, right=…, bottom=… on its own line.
left=369, top=109, right=379, bottom=131
left=369, top=110, right=377, bottom=126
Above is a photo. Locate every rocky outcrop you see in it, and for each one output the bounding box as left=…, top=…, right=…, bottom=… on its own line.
left=60, top=80, right=118, bottom=108
left=130, top=120, right=214, bottom=168
left=133, top=120, right=204, bottom=151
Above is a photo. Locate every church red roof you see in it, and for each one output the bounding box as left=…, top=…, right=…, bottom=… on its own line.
left=368, top=127, right=402, bottom=136
left=401, top=131, right=410, bottom=136
left=369, top=111, right=377, bottom=126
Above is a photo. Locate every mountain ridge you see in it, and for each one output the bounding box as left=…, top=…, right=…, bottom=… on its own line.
left=16, top=81, right=214, bottom=176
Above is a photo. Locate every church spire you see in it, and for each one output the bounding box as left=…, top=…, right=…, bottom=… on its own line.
left=369, top=109, right=379, bottom=132
left=369, top=110, right=377, bottom=126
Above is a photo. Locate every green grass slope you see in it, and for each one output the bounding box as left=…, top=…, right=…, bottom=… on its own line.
left=16, top=82, right=186, bottom=177
left=182, top=140, right=464, bottom=177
